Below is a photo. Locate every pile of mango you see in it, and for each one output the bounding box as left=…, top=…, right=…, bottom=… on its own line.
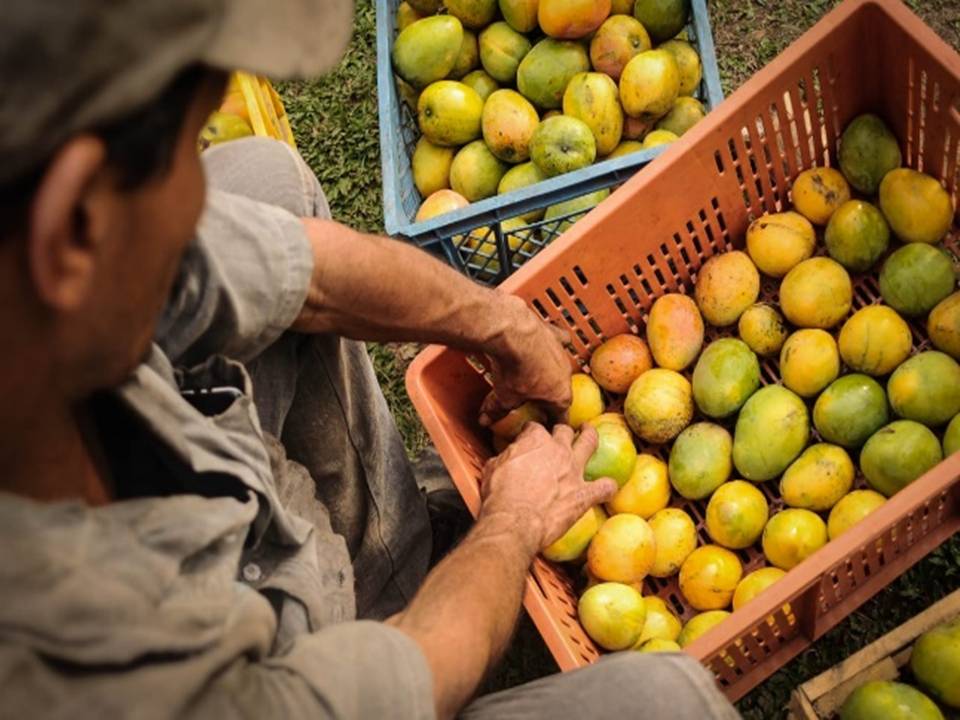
left=487, top=112, right=960, bottom=655
left=395, top=0, right=707, bottom=257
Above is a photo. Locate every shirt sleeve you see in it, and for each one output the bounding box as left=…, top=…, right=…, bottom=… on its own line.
left=155, top=188, right=314, bottom=366
left=186, top=621, right=437, bottom=720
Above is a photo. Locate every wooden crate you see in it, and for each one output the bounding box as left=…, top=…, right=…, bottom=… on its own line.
left=788, top=589, right=960, bottom=719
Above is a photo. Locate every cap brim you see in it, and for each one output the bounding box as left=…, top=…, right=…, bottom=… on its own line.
left=203, top=0, right=354, bottom=79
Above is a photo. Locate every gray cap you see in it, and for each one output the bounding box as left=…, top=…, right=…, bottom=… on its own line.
left=1, top=0, right=354, bottom=184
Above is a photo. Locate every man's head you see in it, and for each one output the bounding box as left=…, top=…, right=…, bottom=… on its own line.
left=1, top=0, right=352, bottom=399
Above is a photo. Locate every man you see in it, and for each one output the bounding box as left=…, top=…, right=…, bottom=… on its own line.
left=0, top=1, right=739, bottom=718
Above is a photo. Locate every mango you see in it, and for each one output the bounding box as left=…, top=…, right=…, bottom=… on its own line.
left=396, top=75, right=420, bottom=112
left=633, top=0, right=691, bottom=43
left=780, top=443, right=854, bottom=512
left=637, top=638, right=682, bottom=653
left=418, top=80, right=484, bottom=146
left=590, top=15, right=651, bottom=81
left=647, top=507, right=697, bottom=577
left=879, top=243, right=956, bottom=317
left=645, top=293, right=704, bottom=370
left=563, top=72, right=624, bottom=157
left=828, top=489, right=886, bottom=540
left=612, top=0, right=634, bottom=13
left=880, top=168, right=954, bottom=244
left=779, top=329, right=840, bottom=398
left=705, top=480, right=769, bottom=549
left=444, top=0, right=497, bottom=28
left=840, top=681, right=945, bottom=720
left=658, top=39, right=701, bottom=96
left=497, top=162, right=547, bottom=222
left=733, top=385, right=809, bottom=482
left=499, top=0, right=539, bottom=32
left=636, top=596, right=682, bottom=644
left=530, top=115, right=597, bottom=177
left=608, top=453, right=670, bottom=518
left=584, top=421, right=638, bottom=487
left=838, top=306, right=913, bottom=376
left=641, top=129, right=677, bottom=148
left=694, top=250, right=760, bottom=326
left=412, top=137, right=455, bottom=197
left=539, top=0, right=611, bottom=39
left=607, top=140, right=645, bottom=158
left=566, top=372, right=604, bottom=429
left=929, top=292, right=960, bottom=360
left=407, top=0, right=442, bottom=11
left=623, top=115, right=655, bottom=140
left=624, top=368, right=693, bottom=443
left=416, top=188, right=469, bottom=222
left=450, top=30, right=479, bottom=79
left=450, top=140, right=508, bottom=201
left=945, top=413, right=960, bottom=455
left=814, top=374, right=889, bottom=449
left=779, top=257, right=852, bottom=329
left=691, top=338, right=760, bottom=419
left=393, top=16, right=464, bottom=89
left=517, top=39, right=591, bottom=110
left=791, top=167, right=851, bottom=226
left=825, top=200, right=890, bottom=273
left=860, top=420, right=943, bottom=497
left=396, top=2, right=423, bottom=32
left=839, top=113, right=902, bottom=194
left=888, top=351, right=960, bottom=427
left=543, top=505, right=607, bottom=562
left=198, top=111, right=252, bottom=151
left=589, top=333, right=653, bottom=393
left=746, top=211, right=816, bottom=278
left=733, top=567, right=786, bottom=611
left=460, top=69, right=499, bottom=101
left=679, top=545, right=743, bottom=611
left=544, top=189, right=610, bottom=235
left=481, top=89, right=539, bottom=163
left=619, top=49, right=680, bottom=119
left=678, top=610, right=730, bottom=648
left=478, top=21, right=532, bottom=84
left=762, top=508, right=828, bottom=570
left=911, top=619, right=960, bottom=710
left=489, top=400, right=547, bottom=439
left=738, top=303, right=788, bottom=357
left=668, top=422, right=732, bottom=500
left=578, top=582, right=647, bottom=651
left=587, top=513, right=657, bottom=583
left=655, top=96, right=705, bottom=136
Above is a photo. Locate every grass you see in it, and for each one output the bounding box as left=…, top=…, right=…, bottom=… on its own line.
left=279, top=1, right=960, bottom=715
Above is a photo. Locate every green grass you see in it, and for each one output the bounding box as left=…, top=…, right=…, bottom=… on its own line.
left=279, top=1, right=960, bottom=715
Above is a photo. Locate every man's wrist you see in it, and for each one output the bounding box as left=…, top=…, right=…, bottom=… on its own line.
left=482, top=294, right=541, bottom=366
left=475, top=506, right=544, bottom=558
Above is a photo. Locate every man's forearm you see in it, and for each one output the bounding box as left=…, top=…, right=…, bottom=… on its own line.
left=388, top=510, right=541, bottom=720
left=295, top=219, right=537, bottom=358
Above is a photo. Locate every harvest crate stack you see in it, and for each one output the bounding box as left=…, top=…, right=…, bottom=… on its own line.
left=407, top=0, right=960, bottom=702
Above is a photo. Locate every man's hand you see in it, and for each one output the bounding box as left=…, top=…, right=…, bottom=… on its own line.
left=479, top=422, right=618, bottom=552
left=479, top=295, right=574, bottom=428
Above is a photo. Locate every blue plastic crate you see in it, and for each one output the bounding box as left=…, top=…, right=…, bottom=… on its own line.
left=375, top=0, right=724, bottom=285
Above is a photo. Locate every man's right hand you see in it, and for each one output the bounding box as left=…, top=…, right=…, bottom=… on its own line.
left=478, top=423, right=618, bottom=554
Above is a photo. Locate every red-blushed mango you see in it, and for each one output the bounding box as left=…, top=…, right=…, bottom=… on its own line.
left=418, top=80, right=484, bottom=146
left=566, top=372, right=604, bottom=429
left=647, top=507, right=697, bottom=577
left=888, top=351, right=960, bottom=427
left=590, top=15, right=651, bottom=82
left=860, top=420, right=943, bottom=497
left=691, top=338, right=760, bottom=419
left=678, top=610, right=730, bottom=648
left=623, top=115, right=655, bottom=140
left=393, top=15, right=464, bottom=88
left=625, top=368, right=693, bottom=443
left=780, top=443, right=854, bottom=511
left=478, top=21, right=532, bottom=84
left=733, top=385, right=809, bottom=482
left=412, top=137, right=455, bottom=197
left=563, top=72, right=624, bottom=157
left=655, top=96, right=705, bottom=136
left=444, top=0, right=497, bottom=28
left=589, top=333, right=653, bottom=393
left=879, top=168, right=954, bottom=244
left=779, top=329, right=840, bottom=398
left=738, top=303, right=788, bottom=357
left=746, top=211, right=816, bottom=277
left=679, top=545, right=743, bottom=611
left=539, top=0, right=611, bottom=39
left=779, top=257, right=852, bottom=329
left=668, top=422, right=732, bottom=500
left=733, top=567, right=786, bottom=611
left=587, top=513, right=657, bottom=583
left=658, top=39, right=701, bottom=96
left=929, top=292, right=960, bottom=360
left=762, top=508, right=828, bottom=570
left=416, top=188, right=469, bottom=221
left=498, top=0, right=539, bottom=33
left=619, top=49, right=680, bottom=119
left=827, top=489, right=886, bottom=540
left=608, top=453, right=670, bottom=517
left=791, top=167, right=851, bottom=226
left=488, top=399, right=547, bottom=439
left=543, top=505, right=607, bottom=562
left=839, top=306, right=913, bottom=376
left=518, top=39, right=591, bottom=110
left=450, top=140, right=508, bottom=201
left=578, top=582, right=646, bottom=650
left=646, top=293, right=704, bottom=370
left=481, top=89, right=539, bottom=163
left=705, top=480, right=769, bottom=549
left=694, top=250, right=760, bottom=327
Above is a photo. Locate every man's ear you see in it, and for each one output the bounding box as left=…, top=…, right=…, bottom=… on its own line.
left=28, top=136, right=109, bottom=311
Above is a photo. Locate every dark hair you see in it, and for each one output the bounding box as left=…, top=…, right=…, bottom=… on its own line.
left=1, top=64, right=219, bottom=238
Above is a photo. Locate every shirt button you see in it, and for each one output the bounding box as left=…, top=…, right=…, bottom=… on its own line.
left=242, top=562, right=262, bottom=582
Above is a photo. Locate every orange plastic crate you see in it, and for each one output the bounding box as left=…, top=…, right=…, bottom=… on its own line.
left=406, top=0, right=960, bottom=701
